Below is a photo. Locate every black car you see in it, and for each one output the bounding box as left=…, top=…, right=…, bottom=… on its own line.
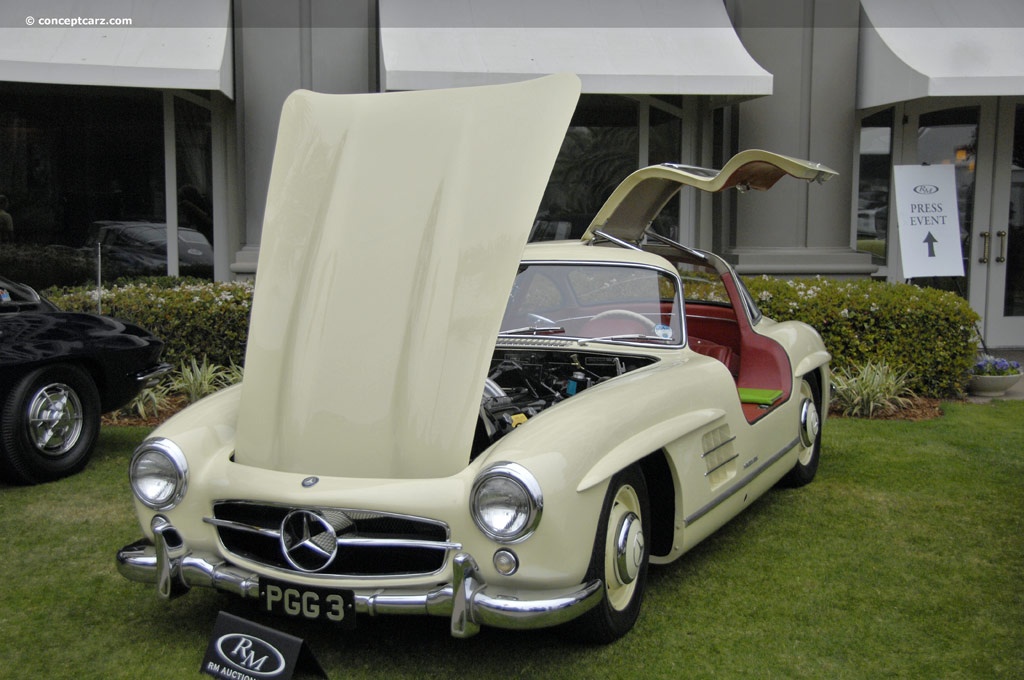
left=0, top=276, right=169, bottom=484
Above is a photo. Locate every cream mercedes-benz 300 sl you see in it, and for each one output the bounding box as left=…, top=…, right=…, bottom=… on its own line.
left=117, top=74, right=833, bottom=643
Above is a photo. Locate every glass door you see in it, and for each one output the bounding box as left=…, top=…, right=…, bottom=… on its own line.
left=984, top=99, right=1024, bottom=347
left=899, top=101, right=991, bottom=299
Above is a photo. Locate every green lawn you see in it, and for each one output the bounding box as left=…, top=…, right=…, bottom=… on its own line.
left=2, top=401, right=1022, bottom=679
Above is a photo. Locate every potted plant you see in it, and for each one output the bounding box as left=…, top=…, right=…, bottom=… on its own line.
left=967, top=355, right=1022, bottom=397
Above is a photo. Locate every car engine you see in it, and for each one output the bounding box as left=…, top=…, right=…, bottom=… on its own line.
left=472, top=349, right=656, bottom=458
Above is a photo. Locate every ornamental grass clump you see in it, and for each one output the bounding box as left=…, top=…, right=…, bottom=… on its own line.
left=830, top=361, right=916, bottom=418
left=171, top=356, right=241, bottom=403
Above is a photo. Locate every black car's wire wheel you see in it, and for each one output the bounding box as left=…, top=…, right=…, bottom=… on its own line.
left=1, top=364, right=101, bottom=485
left=570, top=464, right=650, bottom=643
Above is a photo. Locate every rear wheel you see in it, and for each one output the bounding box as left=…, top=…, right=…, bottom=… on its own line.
left=570, top=465, right=650, bottom=643
left=781, top=373, right=822, bottom=488
left=0, top=364, right=101, bottom=484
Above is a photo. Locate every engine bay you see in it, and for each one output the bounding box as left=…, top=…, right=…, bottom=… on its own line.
left=472, top=348, right=657, bottom=458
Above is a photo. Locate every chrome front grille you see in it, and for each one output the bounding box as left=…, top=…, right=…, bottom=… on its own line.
left=206, top=501, right=458, bottom=578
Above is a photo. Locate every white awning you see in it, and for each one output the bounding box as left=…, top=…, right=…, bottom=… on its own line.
left=858, top=0, right=1024, bottom=109
left=379, top=0, right=772, bottom=99
left=0, top=0, right=232, bottom=99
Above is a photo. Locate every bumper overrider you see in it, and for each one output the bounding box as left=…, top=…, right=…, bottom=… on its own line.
left=116, top=516, right=603, bottom=638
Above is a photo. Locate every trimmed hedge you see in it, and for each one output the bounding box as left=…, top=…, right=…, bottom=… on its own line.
left=744, top=276, right=979, bottom=398
left=43, top=275, right=979, bottom=399
left=45, top=278, right=253, bottom=368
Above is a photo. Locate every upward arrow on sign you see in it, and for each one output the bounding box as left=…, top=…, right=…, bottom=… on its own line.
left=923, top=232, right=938, bottom=258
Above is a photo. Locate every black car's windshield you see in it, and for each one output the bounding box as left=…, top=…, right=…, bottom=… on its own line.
left=500, top=263, right=683, bottom=344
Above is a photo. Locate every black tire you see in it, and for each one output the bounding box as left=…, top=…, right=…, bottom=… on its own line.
left=0, top=364, right=101, bottom=485
left=569, top=465, right=650, bottom=643
left=781, top=373, right=822, bottom=488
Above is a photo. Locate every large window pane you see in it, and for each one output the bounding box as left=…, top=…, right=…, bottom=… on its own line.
left=856, top=109, right=893, bottom=266
left=916, top=106, right=979, bottom=296
left=533, top=95, right=638, bottom=241
left=649, top=105, right=682, bottom=239
left=1006, top=103, right=1024, bottom=316
left=0, top=85, right=214, bottom=287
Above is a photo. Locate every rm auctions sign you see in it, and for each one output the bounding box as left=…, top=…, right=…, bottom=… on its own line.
left=893, top=164, right=965, bottom=279
left=201, top=612, right=326, bottom=680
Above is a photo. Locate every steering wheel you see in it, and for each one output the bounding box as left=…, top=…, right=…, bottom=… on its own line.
left=585, top=309, right=657, bottom=334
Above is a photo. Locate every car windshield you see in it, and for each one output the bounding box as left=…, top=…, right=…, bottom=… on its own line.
left=500, top=263, right=683, bottom=344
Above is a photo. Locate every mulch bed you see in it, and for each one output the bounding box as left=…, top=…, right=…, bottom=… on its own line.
left=829, top=397, right=945, bottom=422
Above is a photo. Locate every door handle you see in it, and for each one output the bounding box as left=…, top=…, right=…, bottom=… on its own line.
left=996, top=230, right=1007, bottom=264
left=979, top=231, right=990, bottom=264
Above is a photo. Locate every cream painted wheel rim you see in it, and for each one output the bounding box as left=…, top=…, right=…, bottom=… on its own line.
left=604, top=483, right=645, bottom=611
left=797, top=380, right=820, bottom=465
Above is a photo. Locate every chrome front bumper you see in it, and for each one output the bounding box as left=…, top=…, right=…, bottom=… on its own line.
left=135, top=362, right=172, bottom=387
left=116, top=516, right=603, bottom=638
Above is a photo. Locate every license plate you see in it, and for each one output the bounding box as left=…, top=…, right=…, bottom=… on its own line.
left=259, top=579, right=356, bottom=628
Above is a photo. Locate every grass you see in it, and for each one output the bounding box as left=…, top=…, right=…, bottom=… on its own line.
left=1, top=402, right=1022, bottom=679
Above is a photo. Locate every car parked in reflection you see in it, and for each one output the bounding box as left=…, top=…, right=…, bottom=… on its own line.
left=84, top=221, right=213, bottom=278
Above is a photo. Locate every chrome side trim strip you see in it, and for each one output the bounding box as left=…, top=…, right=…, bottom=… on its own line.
left=700, top=435, right=737, bottom=458
left=703, top=453, right=739, bottom=477
left=684, top=436, right=800, bottom=527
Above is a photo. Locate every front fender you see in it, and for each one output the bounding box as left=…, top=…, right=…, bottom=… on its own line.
left=475, top=355, right=737, bottom=575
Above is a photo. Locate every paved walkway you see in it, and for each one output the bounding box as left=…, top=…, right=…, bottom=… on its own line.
left=967, top=348, right=1024, bottom=403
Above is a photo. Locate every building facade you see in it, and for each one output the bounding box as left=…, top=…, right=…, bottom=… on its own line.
left=1, top=0, right=1021, bottom=347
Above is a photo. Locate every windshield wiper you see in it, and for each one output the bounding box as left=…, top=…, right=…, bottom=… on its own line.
left=499, top=325, right=566, bottom=336
left=578, top=334, right=667, bottom=346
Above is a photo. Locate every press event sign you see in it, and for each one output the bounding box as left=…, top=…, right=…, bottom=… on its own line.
left=894, top=165, right=964, bottom=279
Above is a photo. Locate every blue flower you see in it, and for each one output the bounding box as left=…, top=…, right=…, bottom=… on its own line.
left=971, top=356, right=1022, bottom=376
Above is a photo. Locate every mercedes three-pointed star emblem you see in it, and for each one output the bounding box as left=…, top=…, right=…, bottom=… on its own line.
left=279, top=509, right=338, bottom=572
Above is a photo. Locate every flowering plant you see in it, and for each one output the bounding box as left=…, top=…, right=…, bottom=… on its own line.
left=971, top=355, right=1022, bottom=376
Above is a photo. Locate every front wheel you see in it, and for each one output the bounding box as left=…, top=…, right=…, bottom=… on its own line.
left=569, top=465, right=650, bottom=643
left=0, top=364, right=101, bottom=485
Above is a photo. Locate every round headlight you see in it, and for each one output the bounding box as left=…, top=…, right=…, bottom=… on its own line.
left=129, top=438, right=188, bottom=510
left=470, top=463, right=542, bottom=543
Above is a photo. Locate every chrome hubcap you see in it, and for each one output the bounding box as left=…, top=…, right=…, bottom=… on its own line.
left=605, top=483, right=644, bottom=611
left=614, top=512, right=645, bottom=586
left=27, top=383, right=83, bottom=456
left=798, top=396, right=820, bottom=462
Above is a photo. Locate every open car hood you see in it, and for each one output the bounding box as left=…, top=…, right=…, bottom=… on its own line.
left=582, top=149, right=837, bottom=244
left=234, top=75, right=580, bottom=479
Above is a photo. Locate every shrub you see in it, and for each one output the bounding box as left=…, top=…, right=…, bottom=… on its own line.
left=745, top=276, right=978, bottom=398
left=830, top=361, right=916, bottom=418
left=44, top=278, right=253, bottom=368
left=44, top=275, right=979, bottom=400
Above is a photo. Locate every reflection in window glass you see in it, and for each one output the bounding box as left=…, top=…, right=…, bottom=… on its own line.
left=1006, top=104, right=1024, bottom=316
left=534, top=96, right=638, bottom=242
left=0, top=84, right=215, bottom=287
left=857, top=109, right=893, bottom=266
left=0, top=84, right=163, bottom=288
left=649, top=105, right=682, bottom=238
left=916, top=106, right=979, bottom=296
left=533, top=96, right=686, bottom=243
